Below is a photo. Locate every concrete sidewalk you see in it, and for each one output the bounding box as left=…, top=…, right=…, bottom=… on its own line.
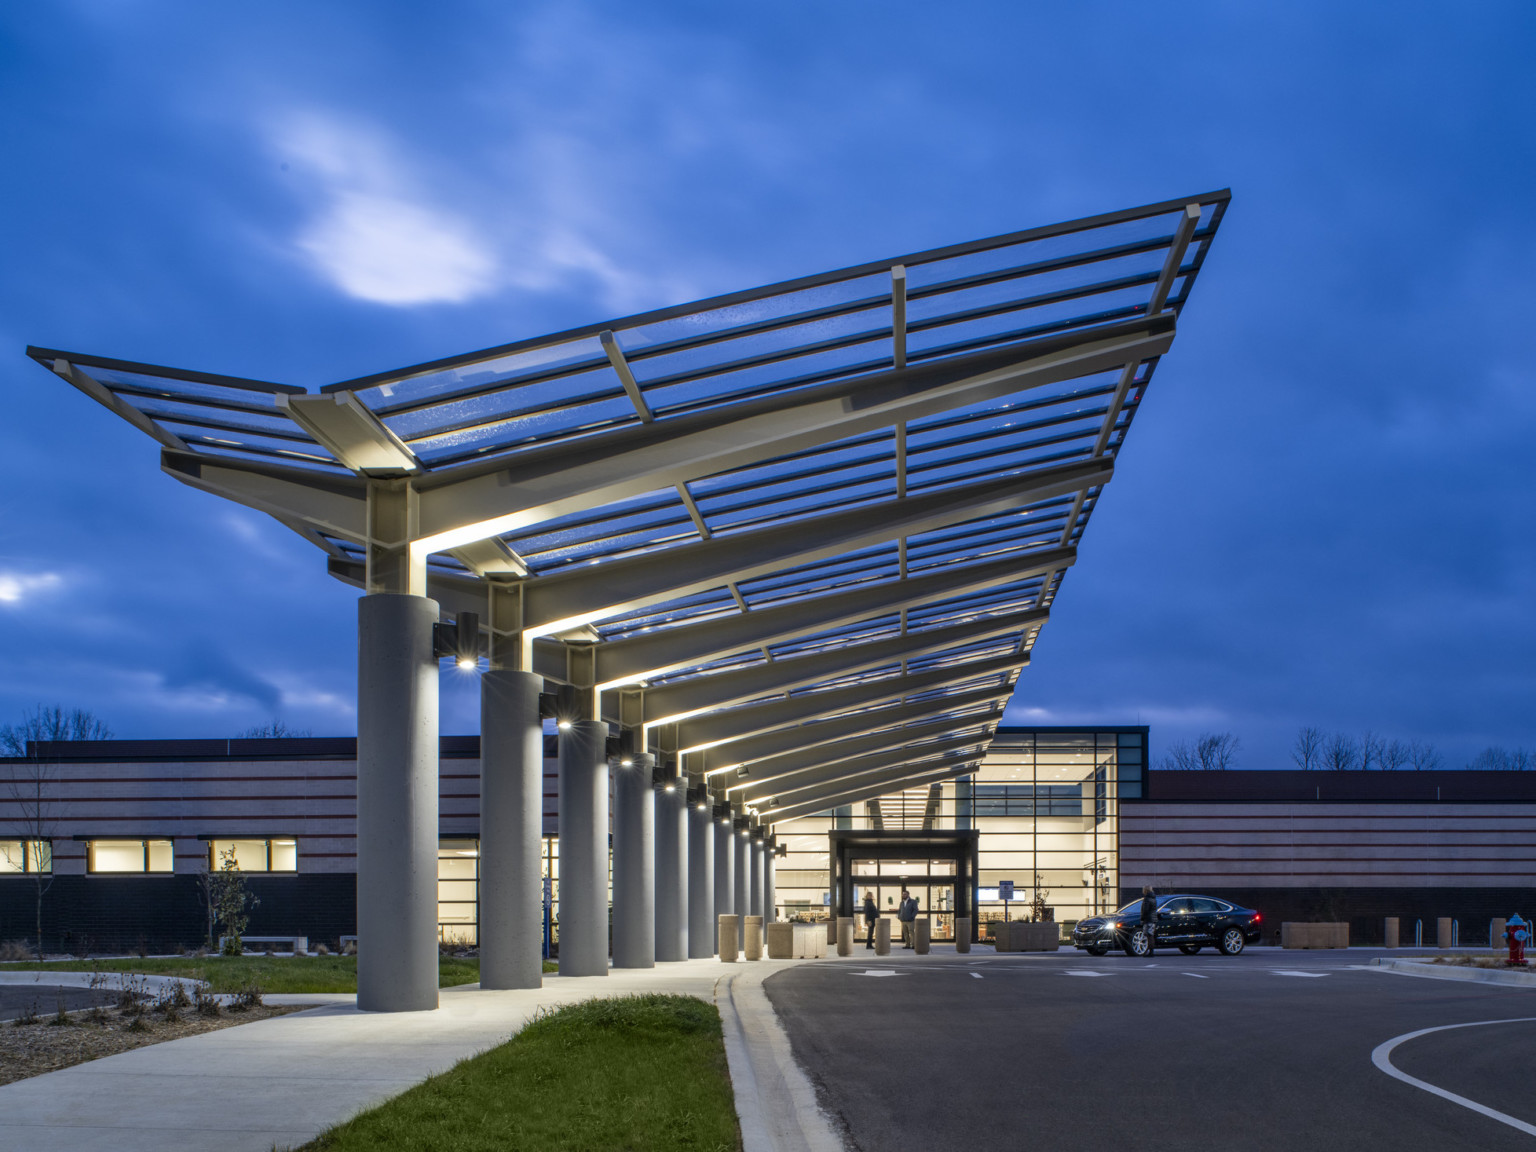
left=0, top=957, right=841, bottom=1152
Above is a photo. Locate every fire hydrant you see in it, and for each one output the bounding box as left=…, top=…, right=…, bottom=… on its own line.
left=1505, top=913, right=1529, bottom=967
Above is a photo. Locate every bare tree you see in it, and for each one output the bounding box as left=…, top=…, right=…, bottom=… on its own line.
left=1155, top=740, right=1199, bottom=771
left=1469, top=746, right=1534, bottom=771
left=237, top=720, right=312, bottom=738
left=1406, top=740, right=1443, bottom=771
left=1194, top=732, right=1240, bottom=770
left=1323, top=731, right=1359, bottom=771
left=3, top=707, right=111, bottom=960
left=1359, top=731, right=1385, bottom=771
left=1291, top=726, right=1324, bottom=771
left=1379, top=740, right=1410, bottom=771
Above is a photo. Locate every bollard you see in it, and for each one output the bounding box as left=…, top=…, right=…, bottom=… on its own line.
left=914, top=918, right=931, bottom=955
left=743, top=915, right=763, bottom=961
left=1437, top=917, right=1452, bottom=949
left=874, top=918, right=891, bottom=956
left=718, top=914, right=740, bottom=963
left=1492, top=918, right=1506, bottom=952
left=955, top=917, right=972, bottom=954
left=836, top=917, right=854, bottom=956
left=827, top=918, right=837, bottom=946
left=1414, top=919, right=1423, bottom=948
left=1384, top=917, right=1399, bottom=949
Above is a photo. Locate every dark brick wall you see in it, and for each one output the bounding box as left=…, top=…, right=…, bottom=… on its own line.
left=1119, top=884, right=1536, bottom=946
left=0, top=873, right=356, bottom=954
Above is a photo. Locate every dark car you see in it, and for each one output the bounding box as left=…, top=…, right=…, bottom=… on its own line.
left=1070, top=894, right=1262, bottom=957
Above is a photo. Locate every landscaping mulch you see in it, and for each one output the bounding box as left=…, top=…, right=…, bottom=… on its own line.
left=0, top=999, right=304, bottom=1086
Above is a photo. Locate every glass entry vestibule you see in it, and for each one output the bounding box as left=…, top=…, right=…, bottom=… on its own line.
left=831, top=830, right=978, bottom=943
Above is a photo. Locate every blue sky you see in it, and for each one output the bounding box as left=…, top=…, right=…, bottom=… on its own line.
left=2, top=1, right=1532, bottom=767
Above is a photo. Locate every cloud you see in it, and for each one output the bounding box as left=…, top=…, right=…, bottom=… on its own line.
left=0, top=570, right=63, bottom=606
left=160, top=649, right=284, bottom=712
left=272, top=114, right=496, bottom=306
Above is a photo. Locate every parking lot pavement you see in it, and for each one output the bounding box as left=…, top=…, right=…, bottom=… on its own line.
left=0, top=985, right=117, bottom=1021
left=764, top=948, right=1536, bottom=1152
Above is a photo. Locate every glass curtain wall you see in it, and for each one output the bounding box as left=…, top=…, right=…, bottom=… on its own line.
left=770, top=727, right=1145, bottom=939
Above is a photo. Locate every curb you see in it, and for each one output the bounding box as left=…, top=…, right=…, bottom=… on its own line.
left=1374, top=959, right=1536, bottom=988
left=715, top=965, right=845, bottom=1152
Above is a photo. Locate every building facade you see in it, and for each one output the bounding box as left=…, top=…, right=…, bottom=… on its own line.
left=4, top=730, right=1533, bottom=952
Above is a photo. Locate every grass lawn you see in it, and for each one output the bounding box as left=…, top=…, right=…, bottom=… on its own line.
left=298, top=994, right=739, bottom=1152
left=0, top=955, right=519, bottom=993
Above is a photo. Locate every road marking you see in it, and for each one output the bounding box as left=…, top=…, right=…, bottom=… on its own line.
left=1272, top=970, right=1329, bottom=978
left=1064, top=971, right=1112, bottom=978
left=969, top=972, right=983, bottom=979
left=1372, top=1018, right=1536, bottom=1137
left=852, top=969, right=900, bottom=977
left=1182, top=972, right=1209, bottom=979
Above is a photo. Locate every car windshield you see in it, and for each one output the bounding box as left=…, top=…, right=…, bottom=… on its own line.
left=1116, top=899, right=1146, bottom=914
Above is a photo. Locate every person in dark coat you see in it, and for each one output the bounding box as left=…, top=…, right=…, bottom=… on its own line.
left=1139, top=885, right=1159, bottom=953
left=863, top=892, right=879, bottom=949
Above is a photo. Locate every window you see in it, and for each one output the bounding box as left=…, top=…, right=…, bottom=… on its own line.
left=208, top=839, right=298, bottom=873
left=88, top=840, right=173, bottom=873
left=0, top=840, right=51, bottom=874
left=438, top=839, right=478, bottom=945
left=974, top=784, right=1082, bottom=817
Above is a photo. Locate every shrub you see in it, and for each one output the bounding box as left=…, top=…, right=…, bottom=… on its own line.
left=193, top=983, right=221, bottom=1017
left=11, top=1000, right=40, bottom=1027
left=229, top=982, right=264, bottom=1012
left=48, top=995, right=73, bottom=1027
left=314, top=943, right=330, bottom=956
left=0, top=939, right=34, bottom=962
left=126, top=1016, right=151, bottom=1033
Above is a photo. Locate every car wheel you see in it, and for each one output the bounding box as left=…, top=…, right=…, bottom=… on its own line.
left=1126, top=929, right=1152, bottom=957
left=1086, top=944, right=1109, bottom=957
left=1178, top=944, right=1203, bottom=955
left=1218, top=927, right=1245, bottom=956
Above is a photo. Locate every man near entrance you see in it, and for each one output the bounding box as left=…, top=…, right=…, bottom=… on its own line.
left=1139, top=885, right=1158, bottom=953
left=898, top=888, right=917, bottom=948
left=863, top=891, right=879, bottom=949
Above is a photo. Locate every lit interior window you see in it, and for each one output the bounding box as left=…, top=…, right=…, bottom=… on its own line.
left=208, top=838, right=299, bottom=873
left=0, top=840, right=51, bottom=874
left=88, top=839, right=173, bottom=873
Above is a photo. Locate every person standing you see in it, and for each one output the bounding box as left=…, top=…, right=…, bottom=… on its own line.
left=1139, top=885, right=1158, bottom=954
left=863, top=891, right=879, bottom=949
left=898, top=888, right=916, bottom=948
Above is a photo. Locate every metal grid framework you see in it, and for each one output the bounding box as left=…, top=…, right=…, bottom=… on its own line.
left=27, top=190, right=1228, bottom=823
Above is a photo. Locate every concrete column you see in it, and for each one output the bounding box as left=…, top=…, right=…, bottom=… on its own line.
left=356, top=593, right=440, bottom=1013
left=763, top=839, right=777, bottom=921
left=688, top=794, right=715, bottom=957
left=557, top=720, right=609, bottom=977
left=733, top=826, right=750, bottom=917
left=748, top=836, right=763, bottom=918
left=714, top=811, right=735, bottom=920
left=654, top=776, right=688, bottom=961
left=611, top=753, right=654, bottom=969
left=479, top=669, right=544, bottom=990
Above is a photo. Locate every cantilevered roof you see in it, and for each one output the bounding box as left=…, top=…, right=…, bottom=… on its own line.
left=28, top=190, right=1229, bottom=821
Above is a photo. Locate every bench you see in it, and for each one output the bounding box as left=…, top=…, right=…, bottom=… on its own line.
left=221, top=935, right=309, bottom=954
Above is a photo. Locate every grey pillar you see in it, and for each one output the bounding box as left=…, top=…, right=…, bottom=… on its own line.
left=714, top=810, right=735, bottom=920
left=688, top=793, right=715, bottom=957
left=558, top=720, right=609, bottom=977
left=764, top=838, right=777, bottom=922
left=749, top=836, right=763, bottom=918
left=611, top=753, right=655, bottom=969
left=479, top=669, right=544, bottom=990
left=655, top=777, right=688, bottom=961
left=733, top=825, right=750, bottom=917
left=356, top=593, right=440, bottom=1013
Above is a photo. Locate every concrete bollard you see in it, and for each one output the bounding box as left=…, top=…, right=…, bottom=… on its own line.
left=836, top=917, right=854, bottom=956
left=1437, top=917, right=1452, bottom=949
left=718, top=914, right=740, bottom=963
left=914, top=918, right=931, bottom=955
left=955, top=917, right=971, bottom=953
left=827, top=918, right=837, bottom=946
left=1492, top=918, right=1507, bottom=952
left=744, top=915, right=763, bottom=961
left=1384, top=917, right=1399, bottom=949
left=874, top=918, right=891, bottom=956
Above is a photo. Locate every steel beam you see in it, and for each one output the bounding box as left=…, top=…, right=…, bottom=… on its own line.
left=635, top=606, right=1048, bottom=722
left=758, top=747, right=983, bottom=815
left=673, top=652, right=1021, bottom=751
left=592, top=545, right=1072, bottom=688
left=162, top=450, right=367, bottom=542
left=409, top=316, right=1169, bottom=555
left=726, top=706, right=1003, bottom=798
left=710, top=683, right=1010, bottom=776
left=518, top=458, right=1111, bottom=638
left=764, top=760, right=979, bottom=824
